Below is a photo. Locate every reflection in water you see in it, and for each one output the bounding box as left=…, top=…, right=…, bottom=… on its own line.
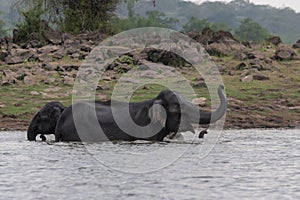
left=0, top=130, right=299, bottom=199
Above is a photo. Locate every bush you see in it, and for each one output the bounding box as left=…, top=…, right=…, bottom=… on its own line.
left=234, top=18, right=271, bottom=43
left=14, top=0, right=46, bottom=44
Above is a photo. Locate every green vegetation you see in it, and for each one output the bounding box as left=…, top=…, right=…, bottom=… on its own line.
left=235, top=18, right=271, bottom=43
left=14, top=0, right=46, bottom=44
left=0, top=11, right=6, bottom=37
left=183, top=17, right=232, bottom=32
left=14, top=0, right=119, bottom=34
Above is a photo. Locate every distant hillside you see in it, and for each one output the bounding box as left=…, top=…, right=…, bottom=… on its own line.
left=117, top=0, right=300, bottom=44
left=1, top=0, right=300, bottom=44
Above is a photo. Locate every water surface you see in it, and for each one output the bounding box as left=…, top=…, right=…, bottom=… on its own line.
left=0, top=130, right=299, bottom=199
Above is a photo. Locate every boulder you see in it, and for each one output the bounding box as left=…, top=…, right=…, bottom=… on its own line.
left=37, top=54, right=53, bottom=63
left=236, top=62, right=247, bottom=70
left=206, top=31, right=245, bottom=56
left=23, top=75, right=37, bottom=85
left=293, top=39, right=300, bottom=49
left=30, top=91, right=40, bottom=96
left=267, top=36, right=282, bottom=46
left=37, top=45, right=61, bottom=54
left=1, top=76, right=17, bottom=86
left=6, top=48, right=34, bottom=64
left=274, top=44, right=296, bottom=60
left=253, top=74, right=270, bottom=81
left=63, top=76, right=75, bottom=86
left=52, top=49, right=66, bottom=59
left=45, top=30, right=63, bottom=45
left=0, top=49, right=8, bottom=61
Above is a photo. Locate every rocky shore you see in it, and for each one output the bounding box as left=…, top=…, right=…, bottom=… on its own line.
left=1, top=28, right=300, bottom=131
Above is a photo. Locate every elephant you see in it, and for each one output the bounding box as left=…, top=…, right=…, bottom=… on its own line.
left=27, top=102, right=65, bottom=141
left=27, top=85, right=227, bottom=142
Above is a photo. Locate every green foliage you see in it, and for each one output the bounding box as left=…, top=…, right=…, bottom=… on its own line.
left=234, top=18, right=271, bottom=43
left=210, top=22, right=232, bottom=32
left=60, top=0, right=118, bottom=34
left=14, top=0, right=46, bottom=44
left=183, top=16, right=232, bottom=32
left=0, top=12, right=7, bottom=37
left=14, top=0, right=119, bottom=34
left=182, top=17, right=210, bottom=32
left=112, top=10, right=177, bottom=33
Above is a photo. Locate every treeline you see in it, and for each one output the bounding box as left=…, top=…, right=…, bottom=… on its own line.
left=0, top=0, right=294, bottom=44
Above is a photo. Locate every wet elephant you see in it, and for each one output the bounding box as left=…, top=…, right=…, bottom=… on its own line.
left=28, top=85, right=227, bottom=142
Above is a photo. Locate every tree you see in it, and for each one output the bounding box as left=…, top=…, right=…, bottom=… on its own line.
left=234, top=18, right=271, bottom=42
left=0, top=11, right=7, bottom=37
left=210, top=22, right=232, bottom=32
left=182, top=17, right=210, bottom=32
left=182, top=16, right=232, bottom=32
left=14, top=0, right=46, bottom=44
left=14, top=0, right=119, bottom=34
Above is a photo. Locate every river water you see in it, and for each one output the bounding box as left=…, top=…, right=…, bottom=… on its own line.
left=0, top=129, right=299, bottom=200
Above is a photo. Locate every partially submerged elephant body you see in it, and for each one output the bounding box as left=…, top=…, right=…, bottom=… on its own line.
left=27, top=85, right=227, bottom=142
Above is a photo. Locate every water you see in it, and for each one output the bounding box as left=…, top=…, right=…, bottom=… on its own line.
left=0, top=129, right=299, bottom=200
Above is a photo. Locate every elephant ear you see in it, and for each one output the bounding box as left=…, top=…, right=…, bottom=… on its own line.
left=49, top=106, right=63, bottom=120
left=150, top=100, right=167, bottom=127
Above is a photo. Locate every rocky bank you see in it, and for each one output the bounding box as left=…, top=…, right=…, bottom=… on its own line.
left=0, top=28, right=300, bottom=130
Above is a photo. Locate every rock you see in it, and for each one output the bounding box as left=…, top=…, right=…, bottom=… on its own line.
left=192, top=97, right=207, bottom=107
left=102, top=76, right=112, bottom=81
left=267, top=36, right=282, bottom=46
left=28, top=39, right=43, bottom=48
left=43, top=87, right=61, bottom=92
left=0, top=103, right=7, bottom=108
left=1, top=70, right=17, bottom=85
left=241, top=75, right=253, bottom=83
left=70, top=53, right=80, bottom=59
left=97, top=85, right=110, bottom=90
left=52, top=49, right=66, bottom=59
left=15, top=69, right=27, bottom=81
left=274, top=44, right=296, bottom=60
left=80, top=44, right=93, bottom=52
left=253, top=74, right=270, bottom=81
left=60, top=64, right=80, bottom=71
left=141, top=48, right=187, bottom=67
left=45, top=30, right=63, bottom=45
left=37, top=54, right=53, bottom=63
left=1, top=76, right=17, bottom=86
left=63, top=39, right=77, bottom=48
left=233, top=52, right=247, bottom=61
left=236, top=62, right=247, bottom=70
left=115, top=64, right=132, bottom=73
left=0, top=49, right=8, bottom=61
left=38, top=45, right=61, bottom=54
left=2, top=69, right=14, bottom=77
left=30, top=91, right=40, bottom=95
left=141, top=71, right=164, bottom=79
left=206, top=30, right=245, bottom=56
left=63, top=77, right=74, bottom=86
left=6, top=48, right=34, bottom=64
left=293, top=39, right=300, bottom=49
left=42, top=63, right=56, bottom=71
left=66, top=46, right=79, bottom=55
left=42, top=77, right=56, bottom=84
left=23, top=76, right=37, bottom=85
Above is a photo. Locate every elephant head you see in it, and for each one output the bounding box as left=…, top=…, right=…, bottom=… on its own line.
left=27, top=102, right=65, bottom=141
left=151, top=85, right=227, bottom=134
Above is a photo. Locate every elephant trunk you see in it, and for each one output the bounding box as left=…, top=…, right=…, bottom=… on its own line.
left=27, top=115, right=38, bottom=141
left=188, top=85, right=227, bottom=124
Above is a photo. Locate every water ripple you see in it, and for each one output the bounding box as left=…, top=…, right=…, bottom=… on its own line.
left=0, top=130, right=299, bottom=199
